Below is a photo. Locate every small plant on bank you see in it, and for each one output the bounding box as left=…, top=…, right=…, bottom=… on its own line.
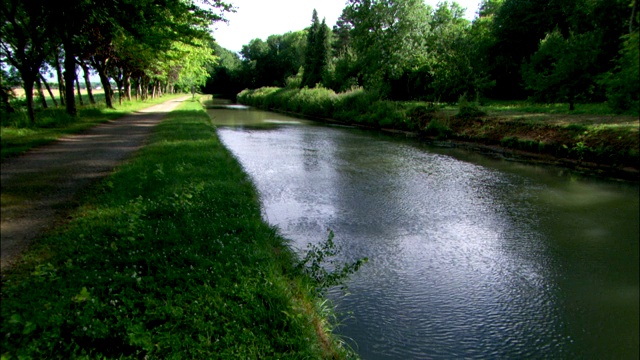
left=456, top=95, right=486, bottom=119
left=406, top=103, right=438, bottom=130
left=296, top=230, right=368, bottom=297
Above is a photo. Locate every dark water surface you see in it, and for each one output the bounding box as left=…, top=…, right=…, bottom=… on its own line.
left=207, top=105, right=639, bottom=359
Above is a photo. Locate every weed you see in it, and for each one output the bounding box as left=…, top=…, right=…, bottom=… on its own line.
left=297, top=230, right=368, bottom=297
left=456, top=95, right=487, bottom=119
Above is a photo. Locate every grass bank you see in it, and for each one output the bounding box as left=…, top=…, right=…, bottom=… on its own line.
left=237, top=87, right=639, bottom=179
left=0, top=99, right=352, bottom=358
left=1, top=93, right=183, bottom=160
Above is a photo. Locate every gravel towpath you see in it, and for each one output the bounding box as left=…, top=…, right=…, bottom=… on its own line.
left=1, top=96, right=189, bottom=271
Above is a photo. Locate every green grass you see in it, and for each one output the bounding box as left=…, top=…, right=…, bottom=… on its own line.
left=1, top=94, right=184, bottom=160
left=0, top=98, right=352, bottom=359
left=477, top=100, right=637, bottom=116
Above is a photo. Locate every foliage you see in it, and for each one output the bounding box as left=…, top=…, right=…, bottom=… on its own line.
left=0, top=99, right=355, bottom=359
left=211, top=0, right=634, bottom=110
left=239, top=31, right=306, bottom=89
left=455, top=95, right=487, bottom=119
left=599, top=31, right=640, bottom=113
left=1, top=65, right=21, bottom=114
left=1, top=0, right=232, bottom=119
left=522, top=29, right=601, bottom=110
left=342, top=0, right=432, bottom=97
left=301, top=10, right=331, bottom=88
left=296, top=230, right=368, bottom=297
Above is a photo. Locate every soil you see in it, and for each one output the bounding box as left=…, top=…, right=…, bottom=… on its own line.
left=1, top=96, right=189, bottom=271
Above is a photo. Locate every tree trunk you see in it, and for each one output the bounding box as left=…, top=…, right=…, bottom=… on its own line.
left=100, top=73, right=113, bottom=108
left=142, top=77, right=149, bottom=100
left=35, top=75, right=48, bottom=109
left=54, top=55, right=65, bottom=106
left=40, top=73, right=58, bottom=107
left=91, top=58, right=114, bottom=109
left=135, top=77, right=141, bottom=101
left=62, top=43, right=77, bottom=116
left=23, top=76, right=36, bottom=124
left=80, top=61, right=95, bottom=104
left=75, top=76, right=84, bottom=106
left=568, top=87, right=575, bottom=111
left=124, top=74, right=131, bottom=101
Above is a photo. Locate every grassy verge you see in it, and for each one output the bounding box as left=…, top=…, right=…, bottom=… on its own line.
left=1, top=94, right=183, bottom=160
left=0, top=99, right=351, bottom=359
left=237, top=87, right=639, bottom=177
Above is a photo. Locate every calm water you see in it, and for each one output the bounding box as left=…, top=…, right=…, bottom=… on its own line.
left=207, top=105, right=639, bottom=359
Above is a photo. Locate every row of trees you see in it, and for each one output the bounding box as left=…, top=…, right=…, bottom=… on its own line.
left=205, top=0, right=638, bottom=112
left=1, top=0, right=233, bottom=123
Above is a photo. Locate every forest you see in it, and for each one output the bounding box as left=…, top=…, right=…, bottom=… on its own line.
left=205, top=0, right=638, bottom=114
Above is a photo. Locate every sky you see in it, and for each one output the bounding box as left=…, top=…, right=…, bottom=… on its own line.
left=212, top=0, right=482, bottom=53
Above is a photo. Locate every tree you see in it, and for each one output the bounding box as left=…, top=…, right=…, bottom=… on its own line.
left=489, top=0, right=568, bottom=99
left=203, top=43, right=245, bottom=96
left=239, top=31, right=306, bottom=88
left=600, top=30, right=639, bottom=113
left=522, top=29, right=600, bottom=110
left=0, top=0, right=55, bottom=123
left=301, top=10, right=330, bottom=88
left=47, top=0, right=231, bottom=113
left=342, top=0, right=432, bottom=98
left=424, top=1, right=477, bottom=102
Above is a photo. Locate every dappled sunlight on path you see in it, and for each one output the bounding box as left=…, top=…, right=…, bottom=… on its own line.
left=1, top=96, right=189, bottom=271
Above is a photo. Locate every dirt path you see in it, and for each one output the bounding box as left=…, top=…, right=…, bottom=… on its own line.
left=1, top=96, right=189, bottom=271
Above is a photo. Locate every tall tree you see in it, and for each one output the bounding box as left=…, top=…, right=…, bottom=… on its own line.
left=343, top=0, right=432, bottom=98
left=301, top=10, right=330, bottom=88
left=522, top=29, right=600, bottom=110
left=424, top=1, right=476, bottom=102
left=489, top=0, right=567, bottom=98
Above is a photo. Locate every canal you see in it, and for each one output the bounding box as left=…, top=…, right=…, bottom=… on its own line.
left=206, top=104, right=639, bottom=359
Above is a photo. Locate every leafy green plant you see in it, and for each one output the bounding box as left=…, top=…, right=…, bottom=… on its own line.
left=456, top=95, right=486, bottom=119
left=423, top=118, right=453, bottom=139
left=297, top=230, right=368, bottom=297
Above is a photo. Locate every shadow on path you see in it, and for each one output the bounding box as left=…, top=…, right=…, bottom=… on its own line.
left=1, top=97, right=189, bottom=271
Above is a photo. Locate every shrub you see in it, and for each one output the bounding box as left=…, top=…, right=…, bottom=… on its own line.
left=456, top=95, right=487, bottom=119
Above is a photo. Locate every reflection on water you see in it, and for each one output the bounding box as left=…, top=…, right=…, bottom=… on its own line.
left=207, top=107, right=639, bottom=359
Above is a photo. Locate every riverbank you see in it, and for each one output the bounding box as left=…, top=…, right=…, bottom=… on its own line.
left=0, top=99, right=352, bottom=358
left=236, top=87, right=639, bottom=181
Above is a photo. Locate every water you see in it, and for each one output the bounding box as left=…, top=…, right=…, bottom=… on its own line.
left=207, top=105, right=639, bottom=359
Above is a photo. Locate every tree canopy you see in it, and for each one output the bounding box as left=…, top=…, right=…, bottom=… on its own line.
left=1, top=0, right=233, bottom=122
left=204, top=0, right=638, bottom=112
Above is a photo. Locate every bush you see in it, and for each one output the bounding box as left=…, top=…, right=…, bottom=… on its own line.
left=456, top=95, right=486, bottom=119
left=405, top=103, right=438, bottom=130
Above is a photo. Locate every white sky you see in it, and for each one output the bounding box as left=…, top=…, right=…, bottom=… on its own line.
left=212, top=0, right=482, bottom=53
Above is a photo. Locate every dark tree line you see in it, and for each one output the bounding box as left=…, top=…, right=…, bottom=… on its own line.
left=206, top=0, right=638, bottom=112
left=1, top=0, right=233, bottom=123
